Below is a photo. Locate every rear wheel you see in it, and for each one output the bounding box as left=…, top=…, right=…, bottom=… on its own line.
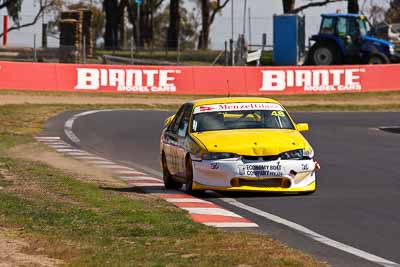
left=162, top=154, right=182, bottom=189
left=309, top=42, right=342, bottom=65
left=368, top=53, right=389, bottom=64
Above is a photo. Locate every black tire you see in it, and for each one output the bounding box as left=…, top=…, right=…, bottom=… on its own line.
left=309, top=41, right=342, bottom=65
left=184, top=157, right=205, bottom=195
left=368, top=53, right=389, bottom=64
left=162, top=154, right=182, bottom=189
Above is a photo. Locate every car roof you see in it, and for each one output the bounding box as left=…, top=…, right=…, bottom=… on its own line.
left=322, top=13, right=362, bottom=18
left=188, top=97, right=280, bottom=107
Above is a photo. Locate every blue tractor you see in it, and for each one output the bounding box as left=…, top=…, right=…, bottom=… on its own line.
left=307, top=13, right=400, bottom=65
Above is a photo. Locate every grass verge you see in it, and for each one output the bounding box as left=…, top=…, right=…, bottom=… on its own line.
left=0, top=103, right=328, bottom=266
left=2, top=89, right=400, bottom=111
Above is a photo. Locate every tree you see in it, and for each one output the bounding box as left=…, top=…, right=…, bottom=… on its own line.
left=103, top=0, right=119, bottom=49
left=198, top=0, right=230, bottom=50
left=166, top=0, right=180, bottom=49
left=52, top=1, right=105, bottom=47
left=348, top=0, right=359, bottom=13
left=0, top=0, right=60, bottom=39
left=385, top=0, right=400, bottom=24
left=0, top=0, right=23, bottom=25
left=153, top=3, right=198, bottom=49
left=283, top=0, right=361, bottom=14
left=124, top=0, right=165, bottom=48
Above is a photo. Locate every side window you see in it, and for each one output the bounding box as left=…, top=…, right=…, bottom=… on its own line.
left=336, top=17, right=347, bottom=37
left=177, top=105, right=192, bottom=137
left=320, top=17, right=334, bottom=34
left=169, top=106, right=185, bottom=134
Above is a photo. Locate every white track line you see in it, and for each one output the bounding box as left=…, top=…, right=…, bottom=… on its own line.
left=56, top=149, right=85, bottom=152
left=96, top=165, right=134, bottom=170
left=204, top=222, right=258, bottom=228
left=47, top=144, right=72, bottom=149
left=64, top=152, right=92, bottom=156
left=64, top=110, right=113, bottom=144
left=182, top=208, right=242, bottom=218
left=131, top=183, right=164, bottom=187
left=220, top=198, right=399, bottom=267
left=165, top=198, right=211, bottom=203
left=35, top=137, right=60, bottom=140
left=114, top=170, right=146, bottom=175
left=122, top=176, right=161, bottom=181
left=72, top=156, right=108, bottom=160
left=40, top=141, right=68, bottom=145
left=87, top=160, right=115, bottom=165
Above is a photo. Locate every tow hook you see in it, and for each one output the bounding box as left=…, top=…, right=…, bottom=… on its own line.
left=314, top=160, right=321, bottom=170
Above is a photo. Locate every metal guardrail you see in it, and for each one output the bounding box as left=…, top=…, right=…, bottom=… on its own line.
left=102, top=54, right=185, bottom=66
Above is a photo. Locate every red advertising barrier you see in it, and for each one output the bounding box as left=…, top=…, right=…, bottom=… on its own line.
left=0, top=61, right=399, bottom=95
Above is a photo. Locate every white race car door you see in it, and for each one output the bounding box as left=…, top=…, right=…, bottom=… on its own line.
left=163, top=106, right=185, bottom=176
left=173, top=104, right=193, bottom=177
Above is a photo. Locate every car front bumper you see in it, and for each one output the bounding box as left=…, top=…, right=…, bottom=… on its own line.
left=389, top=52, right=400, bottom=63
left=192, top=158, right=317, bottom=192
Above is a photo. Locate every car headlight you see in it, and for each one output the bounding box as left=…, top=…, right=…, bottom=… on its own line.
left=303, top=147, right=314, bottom=158
left=280, top=148, right=314, bottom=160
left=280, top=149, right=304, bottom=160
left=390, top=45, right=395, bottom=55
left=201, top=152, right=240, bottom=160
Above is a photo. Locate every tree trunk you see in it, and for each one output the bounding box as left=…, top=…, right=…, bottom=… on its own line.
left=198, top=0, right=210, bottom=49
left=103, top=0, right=119, bottom=49
left=282, top=0, right=295, bottom=13
left=347, top=0, right=359, bottom=13
left=166, top=0, right=180, bottom=49
left=119, top=1, right=127, bottom=49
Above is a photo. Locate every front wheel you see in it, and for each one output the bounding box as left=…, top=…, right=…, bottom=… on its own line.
left=162, top=154, right=182, bottom=189
left=185, top=157, right=204, bottom=195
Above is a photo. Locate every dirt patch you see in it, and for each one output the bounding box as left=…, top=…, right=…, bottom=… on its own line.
left=0, top=228, right=63, bottom=267
left=1, top=92, right=400, bottom=107
left=0, top=94, right=186, bottom=106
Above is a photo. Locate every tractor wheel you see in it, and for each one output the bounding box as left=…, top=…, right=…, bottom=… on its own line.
left=368, top=53, right=389, bottom=64
left=162, top=154, right=182, bottom=189
left=309, top=42, right=342, bottom=65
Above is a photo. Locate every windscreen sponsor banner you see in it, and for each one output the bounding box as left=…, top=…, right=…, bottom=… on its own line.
left=193, top=102, right=283, bottom=114
left=0, top=61, right=399, bottom=94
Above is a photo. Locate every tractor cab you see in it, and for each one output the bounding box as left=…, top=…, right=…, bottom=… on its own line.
left=307, top=13, right=399, bottom=65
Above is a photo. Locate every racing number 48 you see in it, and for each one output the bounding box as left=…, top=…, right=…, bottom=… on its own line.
left=271, top=111, right=285, bottom=117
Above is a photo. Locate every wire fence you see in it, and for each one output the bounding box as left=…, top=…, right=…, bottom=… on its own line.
left=1, top=11, right=399, bottom=65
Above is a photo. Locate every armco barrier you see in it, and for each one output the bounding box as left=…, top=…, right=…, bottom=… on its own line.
left=0, top=61, right=399, bottom=95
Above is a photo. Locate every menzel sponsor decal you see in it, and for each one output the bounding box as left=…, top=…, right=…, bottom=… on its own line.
left=74, top=68, right=181, bottom=92
left=259, top=68, right=366, bottom=92
left=193, top=102, right=283, bottom=114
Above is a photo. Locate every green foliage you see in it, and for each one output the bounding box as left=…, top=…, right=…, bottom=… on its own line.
left=3, top=0, right=22, bottom=24
left=385, top=0, right=400, bottom=23
left=67, top=2, right=105, bottom=45
left=153, top=4, right=199, bottom=49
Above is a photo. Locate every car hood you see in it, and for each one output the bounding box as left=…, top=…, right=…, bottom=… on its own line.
left=191, top=129, right=308, bottom=156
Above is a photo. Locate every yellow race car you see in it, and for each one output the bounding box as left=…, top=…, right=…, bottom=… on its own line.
left=160, top=97, right=319, bottom=194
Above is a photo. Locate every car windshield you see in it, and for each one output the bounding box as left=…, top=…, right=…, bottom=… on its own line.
left=191, top=102, right=295, bottom=132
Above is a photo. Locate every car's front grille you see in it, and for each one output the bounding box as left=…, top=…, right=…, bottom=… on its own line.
left=232, top=178, right=291, bottom=188
left=241, top=155, right=280, bottom=161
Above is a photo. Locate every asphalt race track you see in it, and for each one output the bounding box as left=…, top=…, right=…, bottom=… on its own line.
left=42, top=110, right=400, bottom=267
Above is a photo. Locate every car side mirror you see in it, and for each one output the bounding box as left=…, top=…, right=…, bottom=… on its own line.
left=164, top=115, right=175, bottom=128
left=296, top=123, right=309, bottom=132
